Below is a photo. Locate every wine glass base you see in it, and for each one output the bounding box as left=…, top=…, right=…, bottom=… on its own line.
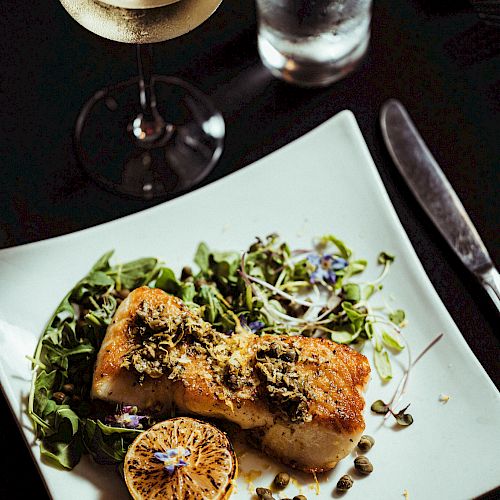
left=75, top=76, right=224, bottom=199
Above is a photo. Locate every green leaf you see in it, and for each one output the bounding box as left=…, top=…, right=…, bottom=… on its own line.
left=82, top=419, right=135, bottom=465
left=210, top=251, right=240, bottom=281
left=364, top=321, right=375, bottom=340
left=382, top=330, right=405, bottom=351
left=389, top=309, right=406, bottom=326
left=44, top=298, right=76, bottom=345
left=83, top=271, right=115, bottom=288
left=39, top=417, right=83, bottom=469
left=55, top=406, right=81, bottom=436
left=111, top=258, right=158, bottom=290
left=33, top=370, right=59, bottom=419
left=44, top=343, right=95, bottom=372
left=370, top=399, right=389, bottom=414
left=343, top=283, right=361, bottom=302
left=374, top=349, right=392, bottom=381
left=341, top=302, right=366, bottom=333
left=330, top=330, right=359, bottom=344
left=97, top=420, right=142, bottom=436
left=180, top=282, right=196, bottom=303
left=344, top=259, right=367, bottom=277
left=194, top=242, right=210, bottom=272
left=154, top=267, right=180, bottom=293
left=320, top=235, right=352, bottom=260
left=363, top=284, right=376, bottom=300
left=378, top=251, right=395, bottom=265
left=197, top=285, right=225, bottom=324
left=395, top=404, right=414, bottom=426
left=40, top=435, right=82, bottom=470
left=90, top=251, right=114, bottom=272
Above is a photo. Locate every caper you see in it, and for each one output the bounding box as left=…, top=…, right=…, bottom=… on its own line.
left=62, top=383, right=74, bottom=395
left=336, top=474, right=353, bottom=491
left=273, top=471, right=290, bottom=489
left=354, top=455, right=373, bottom=474
left=256, top=487, right=274, bottom=499
left=293, top=496, right=308, bottom=500
left=357, top=434, right=374, bottom=452
left=180, top=266, right=193, bottom=280
left=52, top=391, right=66, bottom=404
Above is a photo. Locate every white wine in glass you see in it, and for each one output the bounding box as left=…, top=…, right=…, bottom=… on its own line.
left=59, top=0, right=224, bottom=198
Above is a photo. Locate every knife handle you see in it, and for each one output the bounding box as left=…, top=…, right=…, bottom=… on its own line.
left=478, top=267, right=500, bottom=314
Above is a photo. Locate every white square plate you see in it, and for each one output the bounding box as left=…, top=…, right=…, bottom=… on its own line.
left=0, top=111, right=498, bottom=499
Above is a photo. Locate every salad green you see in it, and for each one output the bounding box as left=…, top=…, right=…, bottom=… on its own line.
left=28, top=233, right=406, bottom=469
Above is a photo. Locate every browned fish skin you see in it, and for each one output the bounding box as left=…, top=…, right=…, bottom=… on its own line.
left=92, top=287, right=370, bottom=472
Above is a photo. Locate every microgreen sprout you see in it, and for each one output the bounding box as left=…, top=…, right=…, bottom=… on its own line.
left=371, top=333, right=444, bottom=427
left=235, top=236, right=406, bottom=380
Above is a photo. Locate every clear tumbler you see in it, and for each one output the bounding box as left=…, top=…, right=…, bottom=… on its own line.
left=256, top=0, right=372, bottom=87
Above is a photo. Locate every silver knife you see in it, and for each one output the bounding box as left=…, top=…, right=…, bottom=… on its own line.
left=380, top=98, right=500, bottom=312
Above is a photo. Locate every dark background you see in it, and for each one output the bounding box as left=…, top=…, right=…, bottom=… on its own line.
left=0, top=0, right=498, bottom=498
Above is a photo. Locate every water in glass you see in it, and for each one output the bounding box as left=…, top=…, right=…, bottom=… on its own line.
left=257, top=0, right=372, bottom=87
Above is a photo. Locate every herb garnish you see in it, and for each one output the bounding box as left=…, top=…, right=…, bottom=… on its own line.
left=28, top=253, right=161, bottom=468
left=28, top=233, right=407, bottom=469
left=370, top=333, right=444, bottom=427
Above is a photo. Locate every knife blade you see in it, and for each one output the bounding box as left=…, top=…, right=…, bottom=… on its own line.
left=380, top=98, right=500, bottom=312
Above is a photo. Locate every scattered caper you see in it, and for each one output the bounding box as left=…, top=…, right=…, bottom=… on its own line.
left=273, top=472, right=290, bottom=489
left=336, top=474, right=353, bottom=491
left=357, top=435, right=374, bottom=452
left=52, top=391, right=66, bottom=404
left=293, top=496, right=308, bottom=500
left=354, top=455, right=373, bottom=474
left=180, top=266, right=193, bottom=280
left=256, top=487, right=274, bottom=499
left=62, top=383, right=74, bottom=395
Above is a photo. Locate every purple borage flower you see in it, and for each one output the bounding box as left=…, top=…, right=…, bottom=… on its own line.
left=307, top=253, right=348, bottom=285
left=239, top=315, right=265, bottom=333
left=154, top=447, right=191, bottom=475
left=105, top=405, right=146, bottom=429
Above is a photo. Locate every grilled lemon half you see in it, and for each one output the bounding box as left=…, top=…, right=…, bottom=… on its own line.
left=124, top=417, right=237, bottom=499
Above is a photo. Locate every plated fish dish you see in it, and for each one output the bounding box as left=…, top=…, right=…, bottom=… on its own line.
left=29, top=234, right=408, bottom=498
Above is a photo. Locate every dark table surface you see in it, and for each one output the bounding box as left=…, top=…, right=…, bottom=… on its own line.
left=1, top=0, right=499, bottom=498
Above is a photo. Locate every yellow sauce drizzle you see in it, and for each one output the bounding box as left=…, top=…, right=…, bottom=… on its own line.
left=241, top=469, right=262, bottom=493
left=290, top=476, right=303, bottom=495
left=307, top=472, right=320, bottom=495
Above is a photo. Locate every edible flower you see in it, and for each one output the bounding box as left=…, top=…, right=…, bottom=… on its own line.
left=307, top=253, right=348, bottom=284
left=239, top=315, right=265, bottom=333
left=105, top=405, right=146, bottom=429
left=154, top=447, right=191, bottom=474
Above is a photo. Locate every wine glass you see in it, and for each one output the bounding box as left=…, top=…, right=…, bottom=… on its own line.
left=59, top=0, right=224, bottom=198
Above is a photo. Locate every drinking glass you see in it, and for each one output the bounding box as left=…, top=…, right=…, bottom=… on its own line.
left=59, top=0, right=224, bottom=198
left=256, top=0, right=372, bottom=87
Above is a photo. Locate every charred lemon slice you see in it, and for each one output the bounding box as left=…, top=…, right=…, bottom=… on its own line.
left=124, top=417, right=237, bottom=499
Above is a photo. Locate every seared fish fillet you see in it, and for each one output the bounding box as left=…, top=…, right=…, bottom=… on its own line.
left=92, top=287, right=370, bottom=472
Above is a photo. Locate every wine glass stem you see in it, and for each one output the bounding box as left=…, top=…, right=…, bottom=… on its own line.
left=137, top=44, right=157, bottom=118
left=132, top=44, right=168, bottom=144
